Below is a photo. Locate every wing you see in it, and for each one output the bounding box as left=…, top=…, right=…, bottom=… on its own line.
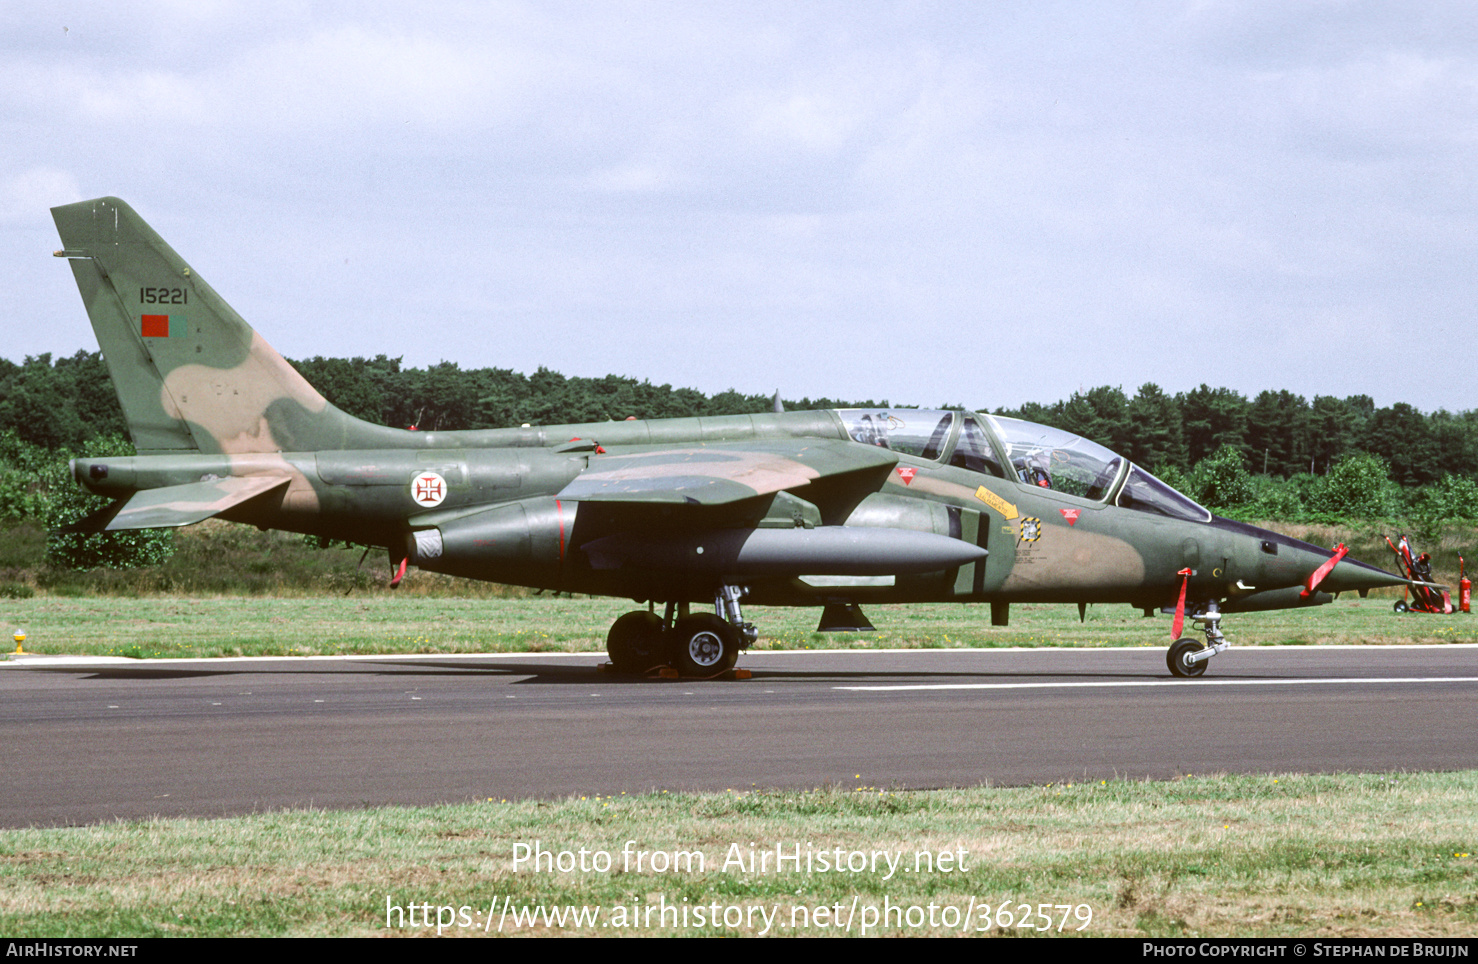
left=556, top=438, right=897, bottom=506
left=554, top=438, right=977, bottom=576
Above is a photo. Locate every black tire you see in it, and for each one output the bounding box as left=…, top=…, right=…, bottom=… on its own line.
left=672, top=613, right=739, bottom=677
left=1167, top=637, right=1208, bottom=678
left=1393, top=600, right=1408, bottom=613
left=606, top=611, right=669, bottom=674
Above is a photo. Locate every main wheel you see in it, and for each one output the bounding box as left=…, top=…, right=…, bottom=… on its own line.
left=606, top=611, right=670, bottom=674
left=1393, top=600, right=1408, bottom=613
left=1167, top=637, right=1208, bottom=678
left=671, top=613, right=739, bottom=677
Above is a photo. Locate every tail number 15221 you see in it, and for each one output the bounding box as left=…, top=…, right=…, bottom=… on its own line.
left=140, top=287, right=188, bottom=305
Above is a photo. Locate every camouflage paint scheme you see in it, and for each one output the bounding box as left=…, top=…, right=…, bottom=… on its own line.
left=52, top=197, right=1413, bottom=677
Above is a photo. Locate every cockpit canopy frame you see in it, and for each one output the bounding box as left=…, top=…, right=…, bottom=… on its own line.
left=835, top=407, right=1211, bottom=521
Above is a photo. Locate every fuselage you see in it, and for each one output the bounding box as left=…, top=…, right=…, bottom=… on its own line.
left=74, top=406, right=1401, bottom=613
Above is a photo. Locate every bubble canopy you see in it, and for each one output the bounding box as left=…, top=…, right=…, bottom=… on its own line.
left=834, top=409, right=1211, bottom=523
left=981, top=414, right=1123, bottom=499
left=835, top=409, right=956, bottom=460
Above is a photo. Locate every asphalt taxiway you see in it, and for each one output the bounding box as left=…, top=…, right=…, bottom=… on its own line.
left=1, top=645, right=1474, bottom=827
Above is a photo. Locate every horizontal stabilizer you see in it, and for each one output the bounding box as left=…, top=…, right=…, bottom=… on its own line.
left=65, top=476, right=290, bottom=532
left=558, top=439, right=896, bottom=506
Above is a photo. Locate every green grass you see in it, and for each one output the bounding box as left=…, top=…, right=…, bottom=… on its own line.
left=0, top=773, right=1473, bottom=937
left=1, top=594, right=1473, bottom=661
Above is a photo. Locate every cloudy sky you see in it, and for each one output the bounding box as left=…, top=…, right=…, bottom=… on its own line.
left=4, top=1, right=1476, bottom=413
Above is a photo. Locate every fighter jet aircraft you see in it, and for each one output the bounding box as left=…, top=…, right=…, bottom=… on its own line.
left=51, top=197, right=1412, bottom=678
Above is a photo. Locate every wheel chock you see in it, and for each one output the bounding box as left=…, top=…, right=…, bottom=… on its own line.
left=599, top=662, right=749, bottom=680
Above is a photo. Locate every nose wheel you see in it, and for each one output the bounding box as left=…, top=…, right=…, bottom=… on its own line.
left=1167, top=637, right=1208, bottom=677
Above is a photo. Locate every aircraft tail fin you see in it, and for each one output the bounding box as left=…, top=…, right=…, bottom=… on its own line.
left=51, top=197, right=400, bottom=454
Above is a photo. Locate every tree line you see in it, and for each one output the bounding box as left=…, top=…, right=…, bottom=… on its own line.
left=0, top=350, right=879, bottom=450
left=996, top=383, right=1478, bottom=486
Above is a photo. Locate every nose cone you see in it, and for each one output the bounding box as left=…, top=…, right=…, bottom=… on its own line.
left=1212, top=518, right=1412, bottom=595
left=1318, top=555, right=1410, bottom=594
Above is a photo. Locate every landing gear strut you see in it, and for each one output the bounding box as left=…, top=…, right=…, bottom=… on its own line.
left=1165, top=601, right=1232, bottom=678
left=605, top=584, right=757, bottom=677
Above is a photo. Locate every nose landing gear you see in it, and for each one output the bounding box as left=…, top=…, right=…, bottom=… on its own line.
left=1165, top=602, right=1232, bottom=678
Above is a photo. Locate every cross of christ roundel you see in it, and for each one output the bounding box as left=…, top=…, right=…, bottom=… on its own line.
left=410, top=471, right=448, bottom=507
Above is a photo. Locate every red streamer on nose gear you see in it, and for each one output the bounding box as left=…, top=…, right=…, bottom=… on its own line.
left=390, top=556, right=407, bottom=589
left=1171, top=568, right=1192, bottom=639
left=1301, top=543, right=1348, bottom=598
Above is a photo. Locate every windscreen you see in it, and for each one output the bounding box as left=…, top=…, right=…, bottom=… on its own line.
left=1116, top=465, right=1212, bottom=522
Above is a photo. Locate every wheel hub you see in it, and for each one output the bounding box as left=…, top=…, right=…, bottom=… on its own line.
left=688, top=631, right=724, bottom=667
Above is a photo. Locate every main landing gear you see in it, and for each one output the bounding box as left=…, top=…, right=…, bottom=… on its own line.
left=606, top=584, right=759, bottom=677
left=1165, top=602, right=1232, bottom=678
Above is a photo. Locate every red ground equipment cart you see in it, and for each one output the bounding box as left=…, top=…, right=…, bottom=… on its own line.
left=1384, top=534, right=1453, bottom=613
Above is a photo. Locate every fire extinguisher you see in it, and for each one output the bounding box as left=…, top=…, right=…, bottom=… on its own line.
left=1461, top=554, right=1471, bottom=614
